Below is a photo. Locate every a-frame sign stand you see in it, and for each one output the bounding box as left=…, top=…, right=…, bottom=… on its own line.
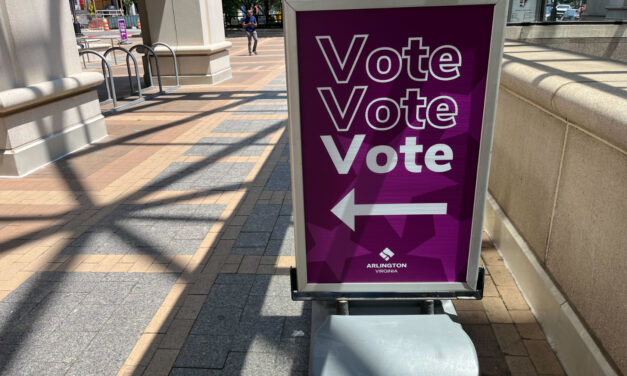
left=283, top=0, right=508, bottom=374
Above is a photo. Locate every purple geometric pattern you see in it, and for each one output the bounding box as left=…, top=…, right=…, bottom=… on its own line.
left=295, top=6, right=494, bottom=284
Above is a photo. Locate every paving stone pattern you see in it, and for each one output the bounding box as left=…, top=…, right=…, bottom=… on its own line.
left=264, top=163, right=291, bottom=191
left=63, top=204, right=225, bottom=255
left=146, top=162, right=255, bottom=191
left=280, top=145, right=290, bottom=160
left=213, top=119, right=285, bottom=134
left=233, top=204, right=294, bottom=257
left=172, top=274, right=309, bottom=376
left=0, top=272, right=177, bottom=375
left=184, top=137, right=273, bottom=157
left=261, top=86, right=286, bottom=92
left=234, top=104, right=288, bottom=114
left=0, top=36, right=565, bottom=376
left=245, top=98, right=287, bottom=105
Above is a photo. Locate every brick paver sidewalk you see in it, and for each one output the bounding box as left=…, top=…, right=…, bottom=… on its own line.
left=0, top=36, right=565, bottom=375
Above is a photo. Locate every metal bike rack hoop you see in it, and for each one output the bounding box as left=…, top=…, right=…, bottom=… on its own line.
left=79, top=49, right=117, bottom=108
left=103, top=47, right=143, bottom=99
left=129, top=44, right=163, bottom=93
left=152, top=42, right=180, bottom=87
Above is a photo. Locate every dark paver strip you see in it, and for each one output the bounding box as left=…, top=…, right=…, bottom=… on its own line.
left=264, top=162, right=291, bottom=191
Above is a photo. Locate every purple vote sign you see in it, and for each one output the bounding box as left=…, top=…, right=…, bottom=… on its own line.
left=285, top=0, right=507, bottom=294
left=118, top=19, right=128, bottom=41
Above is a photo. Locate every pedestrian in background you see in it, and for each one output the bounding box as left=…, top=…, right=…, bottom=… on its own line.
left=243, top=9, right=258, bottom=56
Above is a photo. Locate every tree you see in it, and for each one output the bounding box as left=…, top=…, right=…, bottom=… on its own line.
left=222, top=0, right=256, bottom=15
left=222, top=0, right=281, bottom=16
left=122, top=0, right=137, bottom=14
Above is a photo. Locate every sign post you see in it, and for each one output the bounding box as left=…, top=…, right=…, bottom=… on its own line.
left=118, top=19, right=130, bottom=44
left=285, top=0, right=507, bottom=299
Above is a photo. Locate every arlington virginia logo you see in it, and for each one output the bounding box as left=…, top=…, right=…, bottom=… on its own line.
left=367, top=248, right=408, bottom=273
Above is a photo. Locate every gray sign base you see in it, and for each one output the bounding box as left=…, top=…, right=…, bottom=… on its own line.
left=310, top=300, right=479, bottom=376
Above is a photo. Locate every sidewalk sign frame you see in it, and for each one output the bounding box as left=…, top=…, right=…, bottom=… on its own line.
left=118, top=19, right=128, bottom=42
left=284, top=0, right=508, bottom=297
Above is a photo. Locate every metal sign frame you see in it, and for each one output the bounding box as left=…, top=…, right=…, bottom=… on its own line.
left=284, top=0, right=508, bottom=295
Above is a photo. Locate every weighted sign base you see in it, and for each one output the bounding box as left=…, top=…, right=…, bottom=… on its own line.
left=310, top=299, right=479, bottom=376
left=290, top=268, right=485, bottom=301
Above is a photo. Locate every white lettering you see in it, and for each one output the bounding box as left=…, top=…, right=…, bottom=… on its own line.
left=321, top=134, right=365, bottom=174
left=317, top=86, right=368, bottom=132
left=366, top=145, right=398, bottom=174
left=315, top=34, right=369, bottom=84
left=399, top=137, right=423, bottom=173
left=425, top=144, right=453, bottom=172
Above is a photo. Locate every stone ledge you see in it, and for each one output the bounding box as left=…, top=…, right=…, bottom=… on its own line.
left=506, top=24, right=627, bottom=39
left=152, top=41, right=233, bottom=56
left=500, top=41, right=627, bottom=151
left=0, top=72, right=104, bottom=114
left=0, top=113, right=107, bottom=177
left=484, top=194, right=620, bottom=376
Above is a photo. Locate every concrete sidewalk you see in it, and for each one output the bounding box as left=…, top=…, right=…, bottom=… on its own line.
left=0, top=36, right=565, bottom=375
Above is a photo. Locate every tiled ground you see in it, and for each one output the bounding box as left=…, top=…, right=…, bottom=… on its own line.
left=145, top=162, right=256, bottom=191
left=232, top=203, right=294, bottom=257
left=212, top=119, right=286, bottom=134
left=184, top=137, right=273, bottom=157
left=62, top=204, right=226, bottom=255
left=172, top=274, right=309, bottom=375
left=0, top=35, right=566, bottom=376
left=0, top=272, right=177, bottom=375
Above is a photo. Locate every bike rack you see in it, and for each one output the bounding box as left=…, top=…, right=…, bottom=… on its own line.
left=83, top=42, right=181, bottom=116
left=152, top=42, right=180, bottom=88
left=79, top=50, right=117, bottom=108
left=103, top=47, right=143, bottom=99
left=129, top=44, right=163, bottom=93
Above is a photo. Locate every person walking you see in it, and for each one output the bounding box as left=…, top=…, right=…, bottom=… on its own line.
left=243, top=9, right=258, bottom=56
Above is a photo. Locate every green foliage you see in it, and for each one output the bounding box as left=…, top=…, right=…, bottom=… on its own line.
left=222, top=0, right=281, bottom=15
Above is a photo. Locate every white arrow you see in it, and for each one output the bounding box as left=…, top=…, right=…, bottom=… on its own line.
left=331, top=188, right=447, bottom=231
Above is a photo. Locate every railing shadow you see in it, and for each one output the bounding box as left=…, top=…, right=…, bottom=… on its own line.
left=0, top=80, right=294, bottom=374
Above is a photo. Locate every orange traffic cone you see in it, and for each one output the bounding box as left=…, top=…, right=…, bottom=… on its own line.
left=103, top=18, right=110, bottom=31
left=137, top=19, right=141, bottom=29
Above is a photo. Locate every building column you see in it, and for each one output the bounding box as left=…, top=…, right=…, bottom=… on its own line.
left=0, top=0, right=107, bottom=177
left=606, top=0, right=627, bottom=20
left=139, top=0, right=233, bottom=85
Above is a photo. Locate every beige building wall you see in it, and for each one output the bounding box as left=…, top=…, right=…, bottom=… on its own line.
left=139, top=0, right=233, bottom=85
left=487, top=41, right=626, bottom=375
left=505, top=24, right=627, bottom=63
left=0, top=0, right=106, bottom=176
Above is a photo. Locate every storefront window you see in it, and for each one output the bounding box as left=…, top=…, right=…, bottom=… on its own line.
left=507, top=0, right=626, bottom=23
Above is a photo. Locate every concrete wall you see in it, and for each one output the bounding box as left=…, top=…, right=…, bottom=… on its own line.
left=0, top=0, right=82, bottom=90
left=488, top=41, right=626, bottom=374
left=506, top=24, right=627, bottom=63
left=586, top=0, right=612, bottom=16
left=138, top=0, right=232, bottom=85
left=0, top=0, right=106, bottom=176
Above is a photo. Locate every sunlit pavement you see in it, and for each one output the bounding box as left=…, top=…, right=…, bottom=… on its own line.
left=0, top=35, right=565, bottom=375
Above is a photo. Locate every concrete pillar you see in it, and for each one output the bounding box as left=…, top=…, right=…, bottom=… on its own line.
left=606, top=0, right=627, bottom=20
left=139, top=0, right=233, bottom=85
left=585, top=0, right=611, bottom=17
left=0, top=0, right=107, bottom=177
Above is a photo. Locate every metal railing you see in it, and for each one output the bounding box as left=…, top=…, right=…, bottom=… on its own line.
left=94, top=9, right=124, bottom=18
